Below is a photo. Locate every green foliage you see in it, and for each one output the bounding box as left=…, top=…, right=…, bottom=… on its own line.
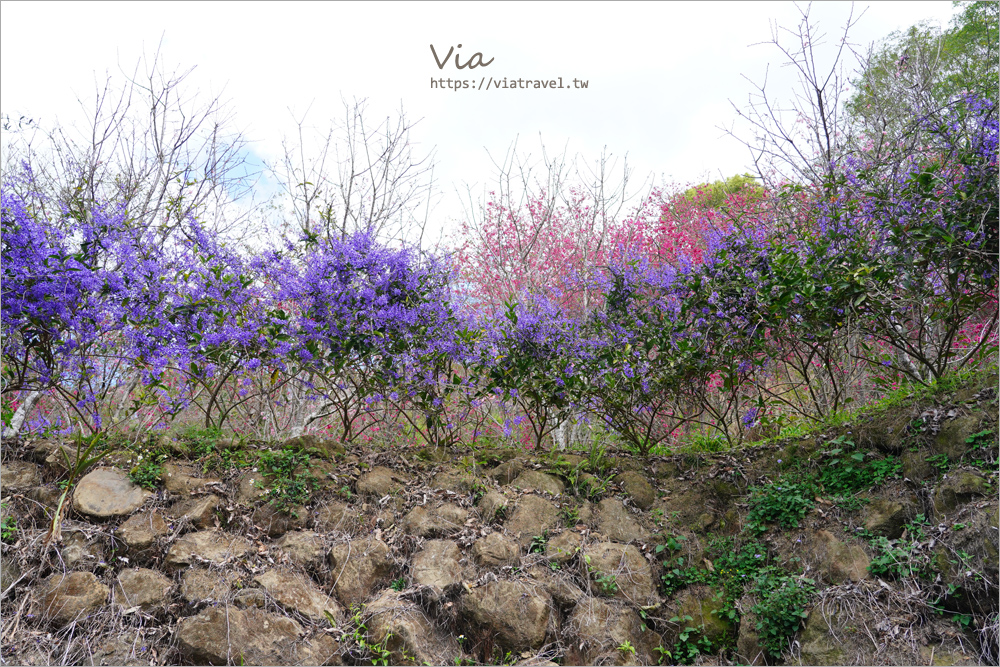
left=584, top=555, right=619, bottom=595
left=617, top=640, right=637, bottom=658
left=255, top=447, right=320, bottom=514
left=174, top=425, right=224, bottom=457
left=129, top=450, right=168, bottom=490
left=751, top=571, right=815, bottom=659
left=1, top=506, right=17, bottom=544
left=528, top=533, right=548, bottom=554
left=681, top=173, right=764, bottom=208
left=390, top=577, right=406, bottom=592
left=867, top=514, right=935, bottom=580
left=332, top=605, right=394, bottom=667
left=746, top=478, right=817, bottom=534
left=817, top=436, right=901, bottom=495
left=925, top=453, right=950, bottom=473
left=669, top=617, right=714, bottom=665
left=963, top=429, right=998, bottom=471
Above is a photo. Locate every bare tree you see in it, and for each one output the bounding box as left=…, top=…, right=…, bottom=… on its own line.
left=271, top=97, right=437, bottom=246
left=2, top=39, right=260, bottom=243
left=721, top=3, right=865, bottom=190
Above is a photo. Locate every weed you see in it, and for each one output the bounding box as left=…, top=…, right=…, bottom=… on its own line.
left=528, top=533, right=548, bottom=554
left=332, top=605, right=394, bottom=666
left=746, top=477, right=817, bottom=534
left=561, top=504, right=580, bottom=525
left=45, top=432, right=111, bottom=548
left=816, top=437, right=900, bottom=495
left=617, top=640, right=637, bottom=658
left=751, top=571, right=815, bottom=659
left=866, top=515, right=934, bottom=580
left=256, top=447, right=320, bottom=515
left=925, top=453, right=950, bottom=473
left=584, top=554, right=619, bottom=595
left=129, top=451, right=168, bottom=490
left=390, top=577, right=406, bottom=592
left=1, top=507, right=16, bottom=544
left=669, top=618, right=714, bottom=665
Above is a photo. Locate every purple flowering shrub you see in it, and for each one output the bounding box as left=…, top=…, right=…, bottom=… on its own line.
left=1, top=97, right=995, bottom=449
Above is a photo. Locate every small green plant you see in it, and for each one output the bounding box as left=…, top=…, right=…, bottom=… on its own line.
left=333, top=605, right=394, bottom=666
left=256, top=447, right=320, bottom=515
left=1, top=507, right=17, bottom=544
left=584, top=555, right=619, bottom=595
left=925, top=453, right=950, bottom=473
left=746, top=478, right=817, bottom=534
left=390, top=577, right=406, bottom=592
left=617, top=640, right=637, bottom=658
left=670, top=618, right=713, bottom=665
left=653, top=644, right=672, bottom=664
left=45, top=432, right=111, bottom=548
left=751, top=571, right=815, bottom=660
left=129, top=451, right=168, bottom=490
left=561, top=504, right=580, bottom=525
left=528, top=533, right=548, bottom=554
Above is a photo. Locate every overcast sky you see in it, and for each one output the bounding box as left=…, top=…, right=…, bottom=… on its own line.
left=1, top=1, right=960, bottom=242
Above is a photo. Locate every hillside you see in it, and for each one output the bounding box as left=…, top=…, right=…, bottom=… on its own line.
left=0, top=375, right=996, bottom=666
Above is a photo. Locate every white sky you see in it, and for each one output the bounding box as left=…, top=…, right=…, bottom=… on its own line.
left=1, top=1, right=960, bottom=243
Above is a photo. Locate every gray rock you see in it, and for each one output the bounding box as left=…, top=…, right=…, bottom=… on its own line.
left=37, top=571, right=109, bottom=625
left=165, top=530, right=252, bottom=570
left=115, top=568, right=172, bottom=611
left=328, top=537, right=394, bottom=606
left=615, top=471, right=656, bottom=510
left=162, top=463, right=221, bottom=495
left=168, top=495, right=220, bottom=529
left=402, top=503, right=469, bottom=538
left=365, top=590, right=464, bottom=665
left=545, top=530, right=582, bottom=563
left=460, top=580, right=552, bottom=652
left=472, top=532, right=521, bottom=568
left=116, top=510, right=170, bottom=552
left=581, top=542, right=658, bottom=606
left=72, top=468, right=151, bottom=519
left=180, top=569, right=231, bottom=604
left=412, top=539, right=466, bottom=593
left=505, top=495, right=562, bottom=547
left=254, top=568, right=342, bottom=622
left=509, top=470, right=565, bottom=496
left=0, top=460, right=41, bottom=496
left=311, top=500, right=359, bottom=533
left=564, top=597, right=658, bottom=666
left=356, top=466, right=410, bottom=497
left=596, top=498, right=649, bottom=544
left=176, top=605, right=341, bottom=665
left=274, top=530, right=327, bottom=570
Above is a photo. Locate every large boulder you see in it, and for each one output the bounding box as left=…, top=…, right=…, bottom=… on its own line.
left=37, top=571, right=109, bottom=625
left=546, top=530, right=583, bottom=563
left=0, top=460, right=41, bottom=496
left=401, top=503, right=469, bottom=538
left=176, top=606, right=341, bottom=665
left=254, top=568, right=342, bottom=622
left=805, top=530, right=870, bottom=584
left=581, top=542, right=658, bottom=606
left=505, top=495, right=562, bottom=547
left=596, top=498, right=649, bottom=544
left=164, top=530, right=252, bottom=570
left=162, top=462, right=221, bottom=495
left=180, top=569, right=232, bottom=604
left=509, top=470, right=565, bottom=496
left=411, top=539, right=467, bottom=594
left=365, top=590, right=464, bottom=665
left=72, top=468, right=151, bottom=519
left=356, top=466, right=411, bottom=498
left=328, top=537, right=394, bottom=606
left=863, top=498, right=918, bottom=539
left=615, top=471, right=656, bottom=510
left=274, top=530, right=327, bottom=570
left=472, top=532, right=521, bottom=568
left=564, top=597, right=659, bottom=666
left=116, top=510, right=170, bottom=552
left=168, top=495, right=221, bottom=529
left=933, top=471, right=991, bottom=516
left=311, top=500, right=360, bottom=533
left=460, top=580, right=553, bottom=653
left=114, top=568, right=172, bottom=612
